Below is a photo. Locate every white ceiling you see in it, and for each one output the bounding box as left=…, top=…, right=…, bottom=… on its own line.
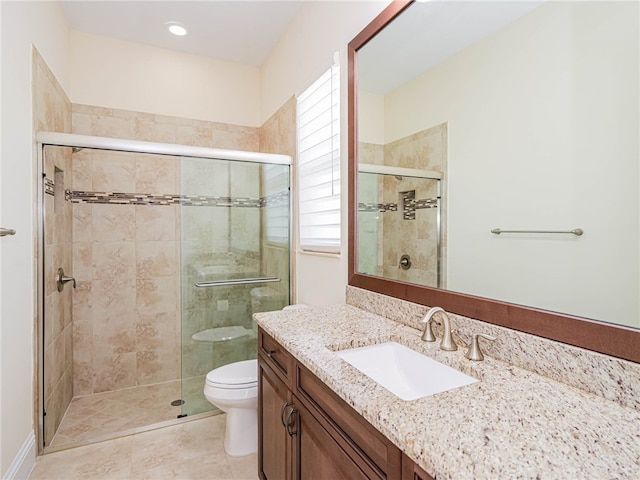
left=60, top=0, right=304, bottom=67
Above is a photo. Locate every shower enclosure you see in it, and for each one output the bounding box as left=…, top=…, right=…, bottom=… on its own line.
left=37, top=133, right=291, bottom=452
left=357, top=164, right=442, bottom=288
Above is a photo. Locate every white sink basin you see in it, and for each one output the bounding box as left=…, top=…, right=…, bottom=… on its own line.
left=336, top=342, right=477, bottom=401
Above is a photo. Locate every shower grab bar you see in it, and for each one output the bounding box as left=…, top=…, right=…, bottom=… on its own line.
left=491, top=228, right=584, bottom=236
left=195, top=276, right=281, bottom=288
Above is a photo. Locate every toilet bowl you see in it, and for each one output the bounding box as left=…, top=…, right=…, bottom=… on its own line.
left=203, top=359, right=258, bottom=457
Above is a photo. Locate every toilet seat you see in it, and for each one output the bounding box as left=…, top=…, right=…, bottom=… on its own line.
left=206, top=359, right=257, bottom=389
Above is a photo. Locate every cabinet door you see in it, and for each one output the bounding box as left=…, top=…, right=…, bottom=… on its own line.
left=401, top=453, right=435, bottom=480
left=294, top=400, right=383, bottom=480
left=295, top=362, right=401, bottom=479
left=259, top=358, right=292, bottom=480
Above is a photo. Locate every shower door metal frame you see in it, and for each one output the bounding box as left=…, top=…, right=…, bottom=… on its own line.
left=35, top=132, right=293, bottom=454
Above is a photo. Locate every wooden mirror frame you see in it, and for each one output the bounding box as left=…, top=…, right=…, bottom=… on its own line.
left=347, top=0, right=640, bottom=364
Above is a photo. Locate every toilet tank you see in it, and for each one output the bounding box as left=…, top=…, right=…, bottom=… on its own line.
left=250, top=287, right=281, bottom=313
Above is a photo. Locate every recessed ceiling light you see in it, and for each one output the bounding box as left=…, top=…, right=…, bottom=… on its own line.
left=166, top=22, right=188, bottom=36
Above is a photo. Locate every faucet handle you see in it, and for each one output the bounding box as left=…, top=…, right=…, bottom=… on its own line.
left=420, top=306, right=443, bottom=342
left=465, top=333, right=496, bottom=361
left=421, top=316, right=436, bottom=342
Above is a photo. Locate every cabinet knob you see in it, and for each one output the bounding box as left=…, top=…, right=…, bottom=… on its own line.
left=266, top=348, right=276, bottom=358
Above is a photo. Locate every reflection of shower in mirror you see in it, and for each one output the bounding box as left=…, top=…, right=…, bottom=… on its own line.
left=357, top=163, right=443, bottom=289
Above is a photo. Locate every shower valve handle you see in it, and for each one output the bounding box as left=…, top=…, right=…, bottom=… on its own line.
left=56, top=268, right=76, bottom=292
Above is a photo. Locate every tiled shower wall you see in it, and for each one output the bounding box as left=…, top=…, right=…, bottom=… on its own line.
left=70, top=104, right=266, bottom=396
left=69, top=102, right=293, bottom=401
left=70, top=148, right=182, bottom=395
left=33, top=48, right=73, bottom=446
left=358, top=123, right=448, bottom=287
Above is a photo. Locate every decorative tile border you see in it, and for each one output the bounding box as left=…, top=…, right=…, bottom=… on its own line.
left=44, top=178, right=55, bottom=196
left=358, top=197, right=438, bottom=216
left=66, top=190, right=289, bottom=208
left=401, top=190, right=416, bottom=220
left=415, top=198, right=438, bottom=210
left=262, top=191, right=290, bottom=207
left=358, top=202, right=398, bottom=213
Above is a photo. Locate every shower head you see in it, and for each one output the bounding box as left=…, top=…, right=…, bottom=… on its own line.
left=71, top=147, right=84, bottom=154
left=395, top=175, right=403, bottom=181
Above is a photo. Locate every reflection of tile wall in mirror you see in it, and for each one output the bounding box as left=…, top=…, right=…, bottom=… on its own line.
left=357, top=123, right=447, bottom=288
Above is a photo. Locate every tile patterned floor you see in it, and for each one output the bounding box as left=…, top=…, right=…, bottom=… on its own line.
left=31, top=415, right=257, bottom=480
left=50, top=381, right=186, bottom=448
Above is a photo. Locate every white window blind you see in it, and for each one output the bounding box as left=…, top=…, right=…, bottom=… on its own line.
left=297, top=64, right=340, bottom=253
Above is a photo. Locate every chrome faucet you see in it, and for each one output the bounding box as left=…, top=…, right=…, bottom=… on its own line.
left=421, top=306, right=457, bottom=351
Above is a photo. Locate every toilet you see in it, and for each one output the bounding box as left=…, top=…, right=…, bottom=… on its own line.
left=204, top=358, right=258, bottom=457
left=203, top=304, right=308, bottom=456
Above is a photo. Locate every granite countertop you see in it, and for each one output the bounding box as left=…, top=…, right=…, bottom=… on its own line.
left=254, top=304, right=640, bottom=480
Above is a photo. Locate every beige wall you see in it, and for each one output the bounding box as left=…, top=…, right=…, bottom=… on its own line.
left=1, top=0, right=71, bottom=474
left=357, top=90, right=385, bottom=145
left=69, top=30, right=261, bottom=127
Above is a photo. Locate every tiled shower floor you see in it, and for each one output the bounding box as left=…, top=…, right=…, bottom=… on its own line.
left=49, top=380, right=186, bottom=448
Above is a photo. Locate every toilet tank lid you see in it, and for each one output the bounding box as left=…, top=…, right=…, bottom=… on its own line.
left=192, top=326, right=251, bottom=343
left=206, top=359, right=258, bottom=386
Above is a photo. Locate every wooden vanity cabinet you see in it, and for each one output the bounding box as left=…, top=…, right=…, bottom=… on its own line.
left=258, top=330, right=294, bottom=480
left=258, top=328, right=433, bottom=480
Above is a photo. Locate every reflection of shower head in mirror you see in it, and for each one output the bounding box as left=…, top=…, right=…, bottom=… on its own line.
left=395, top=175, right=403, bottom=181
left=71, top=147, right=84, bottom=154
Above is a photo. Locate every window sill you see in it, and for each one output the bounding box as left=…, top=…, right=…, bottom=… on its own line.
left=297, top=249, right=342, bottom=259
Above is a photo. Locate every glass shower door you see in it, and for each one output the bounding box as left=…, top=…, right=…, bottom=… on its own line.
left=180, top=156, right=290, bottom=416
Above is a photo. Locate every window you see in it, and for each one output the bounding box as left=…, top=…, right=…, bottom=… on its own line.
left=296, top=62, right=340, bottom=253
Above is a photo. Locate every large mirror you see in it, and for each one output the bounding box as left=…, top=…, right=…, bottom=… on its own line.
left=348, top=0, right=640, bottom=362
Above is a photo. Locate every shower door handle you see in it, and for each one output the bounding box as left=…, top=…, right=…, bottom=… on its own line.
left=56, top=268, right=76, bottom=292
left=0, top=227, right=16, bottom=237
